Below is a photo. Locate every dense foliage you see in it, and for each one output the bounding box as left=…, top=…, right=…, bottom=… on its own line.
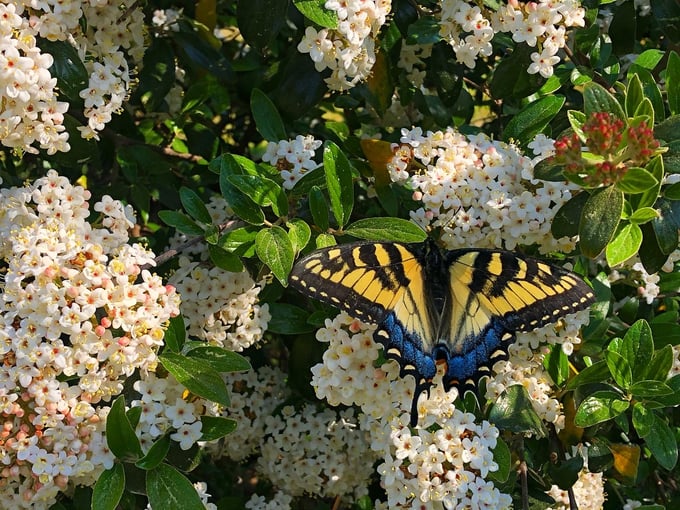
left=1, top=0, right=680, bottom=509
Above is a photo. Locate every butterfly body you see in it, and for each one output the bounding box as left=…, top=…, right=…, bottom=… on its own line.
left=289, top=240, right=595, bottom=425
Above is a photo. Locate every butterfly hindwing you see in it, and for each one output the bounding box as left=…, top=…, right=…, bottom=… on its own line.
left=289, top=241, right=595, bottom=426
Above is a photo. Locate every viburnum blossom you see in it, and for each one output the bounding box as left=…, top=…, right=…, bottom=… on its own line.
left=546, top=468, right=606, bottom=509
left=0, top=171, right=180, bottom=509
left=297, top=0, right=392, bottom=90
left=389, top=127, right=579, bottom=252
left=439, top=0, right=585, bottom=77
left=261, top=135, right=323, bottom=190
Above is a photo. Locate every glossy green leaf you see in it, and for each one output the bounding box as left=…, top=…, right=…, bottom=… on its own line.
left=628, top=65, right=665, bottom=122
left=250, top=88, right=287, bottom=141
left=219, top=158, right=265, bottom=225
left=583, top=82, right=626, bottom=123
left=605, top=350, right=632, bottom=389
left=575, top=390, right=630, bottom=427
left=228, top=174, right=288, bottom=216
left=309, top=185, right=330, bottom=231
left=179, top=187, right=212, bottom=224
left=39, top=39, right=89, bottom=103
left=567, top=110, right=587, bottom=141
left=238, top=0, right=288, bottom=51
left=173, top=25, right=233, bottom=82
left=147, top=464, right=205, bottom=510
left=628, top=207, right=659, bottom=224
left=255, top=226, right=294, bottom=285
left=106, top=396, right=143, bottom=461
left=667, top=51, right=680, bottom=115
left=488, top=438, right=511, bottom=483
left=622, top=320, right=655, bottom=382
left=626, top=73, right=645, bottom=116
left=646, top=345, right=674, bottom=381
left=344, top=218, right=427, bottom=243
left=487, top=385, right=547, bottom=437
left=163, top=315, right=186, bottom=353
left=315, top=233, right=336, bottom=248
left=636, top=156, right=664, bottom=210
left=606, top=222, right=642, bottom=267
left=566, top=360, right=610, bottom=390
left=630, top=380, right=673, bottom=398
left=293, top=0, right=338, bottom=28
left=199, top=416, right=238, bottom=442
left=323, top=141, right=354, bottom=228
left=665, top=182, right=680, bottom=200
left=159, top=210, right=205, bottom=236
left=267, top=302, right=317, bottom=334
left=644, top=415, right=678, bottom=470
left=135, top=435, right=171, bottom=470
left=503, top=95, right=565, bottom=146
left=185, top=346, right=252, bottom=373
left=217, top=227, right=258, bottom=256
left=92, top=464, right=125, bottom=510
left=160, top=353, right=231, bottom=406
left=208, top=244, right=244, bottom=272
left=130, top=37, right=176, bottom=111
left=552, top=191, right=589, bottom=239
left=287, top=218, right=312, bottom=253
left=580, top=186, right=624, bottom=258
left=632, top=402, right=654, bottom=437
left=616, top=167, right=659, bottom=194
left=543, top=344, right=569, bottom=387
left=548, top=456, right=584, bottom=491
left=652, top=197, right=680, bottom=255
left=490, top=43, right=543, bottom=99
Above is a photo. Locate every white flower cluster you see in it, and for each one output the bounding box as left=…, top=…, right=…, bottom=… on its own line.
left=297, top=0, right=392, bottom=90
left=262, top=135, right=322, bottom=190
left=1, top=1, right=146, bottom=152
left=132, top=373, right=205, bottom=451
left=259, top=404, right=376, bottom=500
left=390, top=127, right=579, bottom=252
left=206, top=365, right=291, bottom=461
left=439, top=0, right=585, bottom=78
left=245, top=491, right=293, bottom=510
left=0, top=171, right=180, bottom=508
left=170, top=257, right=270, bottom=351
left=546, top=469, right=606, bottom=509
left=371, top=411, right=511, bottom=508
left=0, top=3, right=69, bottom=154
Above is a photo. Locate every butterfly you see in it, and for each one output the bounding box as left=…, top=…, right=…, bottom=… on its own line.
left=289, top=239, right=595, bottom=426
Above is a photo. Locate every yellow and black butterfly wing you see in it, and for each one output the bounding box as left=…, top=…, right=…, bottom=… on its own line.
left=438, top=249, right=595, bottom=392
left=289, top=241, right=441, bottom=393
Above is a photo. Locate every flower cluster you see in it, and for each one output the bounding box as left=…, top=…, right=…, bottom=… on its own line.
left=206, top=365, right=291, bottom=461
left=546, top=468, right=606, bottom=509
left=371, top=411, right=511, bottom=508
left=439, top=0, right=585, bottom=77
left=553, top=112, right=661, bottom=186
left=0, top=3, right=69, bottom=154
left=389, top=127, right=579, bottom=252
left=297, top=0, right=392, bottom=90
left=0, top=171, right=180, bottom=508
left=261, top=135, right=323, bottom=190
left=245, top=491, right=293, bottom=510
left=1, top=1, right=146, bottom=151
left=259, top=404, right=376, bottom=500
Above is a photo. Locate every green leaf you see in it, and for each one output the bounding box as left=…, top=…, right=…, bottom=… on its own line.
left=575, top=390, right=630, bottom=427
left=287, top=218, right=312, bottom=254
left=547, top=456, right=584, bottom=491
left=92, top=464, right=125, bottom=510
left=604, top=350, right=632, bottom=389
left=316, top=233, right=336, bottom=248
left=543, top=344, right=569, bottom=387
left=136, top=435, right=171, bottom=470
left=488, top=438, right=511, bottom=483
left=405, top=16, right=443, bottom=45
left=616, top=167, right=659, bottom=194
left=130, top=38, right=176, bottom=111
left=147, top=464, right=205, bottom=510
left=605, top=222, right=642, bottom=266
left=626, top=73, right=645, bottom=117
left=490, top=43, right=543, bottom=99
left=173, top=25, right=233, bottom=82
left=159, top=211, right=205, bottom=236
left=665, top=182, right=680, bottom=200
left=652, top=197, right=680, bottom=255
left=644, top=414, right=678, bottom=470
left=106, top=396, right=143, bottom=461
left=217, top=227, right=258, bottom=256
left=250, top=88, right=287, bottom=141
left=533, top=159, right=567, bottom=182
left=667, top=51, right=680, bottom=116
left=628, top=65, right=665, bottom=122
left=267, top=303, right=317, bottom=334
left=163, top=315, right=186, bottom=353
left=503, top=95, right=565, bottom=146
left=160, top=353, right=231, bottom=406
left=634, top=97, right=655, bottom=120
left=647, top=345, right=674, bottom=381
left=208, top=244, right=244, bottom=272
left=487, top=385, right=548, bottom=437
left=583, top=82, right=626, bottom=123
left=632, top=402, right=655, bottom=437
left=344, top=218, right=427, bottom=243
left=219, top=158, right=265, bottom=225
left=552, top=191, right=589, bottom=239
left=628, top=207, right=659, bottom=224
left=580, top=186, right=624, bottom=258
left=309, top=185, right=330, bottom=232
left=622, top=320, right=655, bottom=382
left=636, top=155, right=664, bottom=210
left=566, top=360, right=611, bottom=390
left=238, top=0, right=288, bottom=52
left=567, top=110, right=587, bottom=141
left=185, top=346, right=252, bottom=373
left=293, top=0, right=338, bottom=28
left=608, top=0, right=636, bottom=55
left=199, top=416, right=238, bottom=442
left=39, top=39, right=89, bottom=104
left=630, top=380, right=673, bottom=398
left=179, top=187, right=212, bottom=224
left=323, top=142, right=354, bottom=228
left=228, top=174, right=288, bottom=216
left=256, top=226, right=295, bottom=286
